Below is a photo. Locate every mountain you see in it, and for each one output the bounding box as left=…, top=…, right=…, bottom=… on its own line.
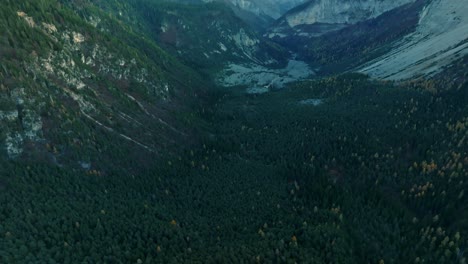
left=268, top=0, right=416, bottom=38
left=267, top=0, right=468, bottom=80
left=0, top=0, right=293, bottom=167
left=188, top=0, right=309, bottom=31
left=269, top=0, right=426, bottom=74
left=205, top=0, right=307, bottom=19
left=359, top=0, right=468, bottom=79
left=1, top=0, right=468, bottom=263
left=90, top=0, right=289, bottom=70
left=0, top=0, right=211, bottom=169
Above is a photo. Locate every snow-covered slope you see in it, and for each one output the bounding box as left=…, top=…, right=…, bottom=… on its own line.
left=359, top=0, right=468, bottom=80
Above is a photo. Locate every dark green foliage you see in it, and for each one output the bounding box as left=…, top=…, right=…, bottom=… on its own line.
left=0, top=0, right=467, bottom=263
left=85, top=0, right=289, bottom=71
left=1, top=73, right=467, bottom=263
left=0, top=0, right=212, bottom=172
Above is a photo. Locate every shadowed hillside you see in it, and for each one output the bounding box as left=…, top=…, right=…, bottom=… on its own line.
left=0, top=0, right=467, bottom=263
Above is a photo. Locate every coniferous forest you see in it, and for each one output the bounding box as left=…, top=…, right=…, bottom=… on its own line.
left=0, top=0, right=467, bottom=263
left=2, top=73, right=467, bottom=263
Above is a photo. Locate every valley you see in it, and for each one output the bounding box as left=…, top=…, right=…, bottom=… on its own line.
left=1, top=74, right=466, bottom=263
left=0, top=0, right=467, bottom=263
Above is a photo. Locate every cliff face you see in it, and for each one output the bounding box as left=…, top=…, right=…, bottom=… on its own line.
left=284, top=0, right=416, bottom=27
left=203, top=0, right=306, bottom=19
left=0, top=0, right=291, bottom=164
left=268, top=0, right=416, bottom=38
left=227, top=0, right=306, bottom=19
left=0, top=1, right=208, bottom=165
left=359, top=0, right=468, bottom=80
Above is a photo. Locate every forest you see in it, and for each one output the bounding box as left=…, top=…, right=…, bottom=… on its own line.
left=0, top=0, right=467, bottom=263
left=1, top=73, right=467, bottom=263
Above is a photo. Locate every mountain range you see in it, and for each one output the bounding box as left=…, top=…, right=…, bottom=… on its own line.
left=0, top=0, right=467, bottom=263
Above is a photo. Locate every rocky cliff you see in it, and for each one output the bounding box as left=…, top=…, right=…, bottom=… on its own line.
left=203, top=0, right=306, bottom=19
left=359, top=0, right=468, bottom=80
left=266, top=0, right=468, bottom=81
left=269, top=0, right=416, bottom=37
left=0, top=1, right=207, bottom=168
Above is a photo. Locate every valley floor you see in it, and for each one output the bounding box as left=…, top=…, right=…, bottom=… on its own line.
left=0, top=75, right=467, bottom=263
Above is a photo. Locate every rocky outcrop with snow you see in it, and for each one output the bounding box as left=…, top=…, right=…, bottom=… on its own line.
left=359, top=0, right=468, bottom=80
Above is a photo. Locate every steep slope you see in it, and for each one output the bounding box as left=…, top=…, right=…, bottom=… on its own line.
left=267, top=0, right=468, bottom=80
left=359, top=0, right=468, bottom=80
left=213, top=0, right=276, bottom=31
left=91, top=0, right=288, bottom=71
left=268, top=0, right=415, bottom=38
left=0, top=0, right=208, bottom=171
left=1, top=1, right=468, bottom=263
left=97, top=1, right=301, bottom=92
left=1, top=71, right=467, bottom=263
left=268, top=0, right=426, bottom=75
left=205, top=0, right=307, bottom=19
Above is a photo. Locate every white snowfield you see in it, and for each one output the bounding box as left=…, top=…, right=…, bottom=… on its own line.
left=359, top=0, right=468, bottom=80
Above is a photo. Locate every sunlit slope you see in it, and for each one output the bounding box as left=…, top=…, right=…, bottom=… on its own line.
left=359, top=0, right=468, bottom=80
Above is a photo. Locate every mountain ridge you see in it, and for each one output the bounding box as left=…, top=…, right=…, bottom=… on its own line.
left=265, top=0, right=468, bottom=81
left=359, top=0, right=468, bottom=80
left=268, top=0, right=416, bottom=38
